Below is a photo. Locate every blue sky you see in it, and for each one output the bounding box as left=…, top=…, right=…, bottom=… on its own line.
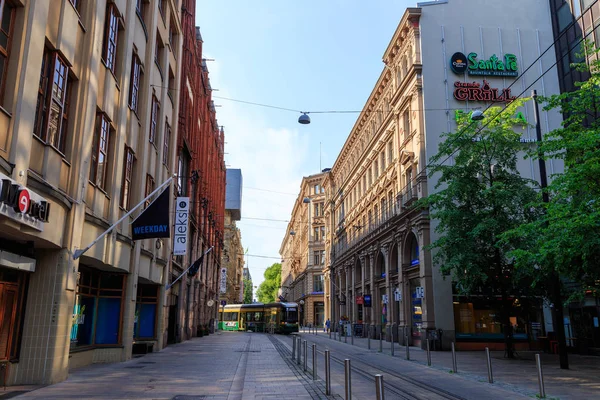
left=196, top=1, right=415, bottom=292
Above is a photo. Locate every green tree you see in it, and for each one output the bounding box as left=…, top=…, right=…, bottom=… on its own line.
left=423, top=99, right=540, bottom=358
left=243, top=278, right=253, bottom=304
left=256, top=263, right=281, bottom=303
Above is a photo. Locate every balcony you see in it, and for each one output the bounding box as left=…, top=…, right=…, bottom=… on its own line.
left=332, top=180, right=423, bottom=263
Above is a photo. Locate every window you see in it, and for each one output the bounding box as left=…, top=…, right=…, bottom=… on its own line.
left=403, top=110, right=410, bottom=139
left=155, top=34, right=164, bottom=77
left=168, top=67, right=175, bottom=104
left=158, top=0, right=166, bottom=22
left=314, top=184, right=319, bottom=194
left=313, top=227, right=319, bottom=241
left=0, top=1, right=15, bottom=103
left=320, top=250, right=325, bottom=265
left=313, top=251, right=321, bottom=266
left=102, top=3, right=119, bottom=73
left=145, top=174, right=155, bottom=207
left=313, top=202, right=319, bottom=217
left=313, top=275, right=324, bottom=293
left=381, top=198, right=386, bottom=220
left=321, top=185, right=325, bottom=194
left=70, top=266, right=125, bottom=349
left=129, top=54, right=142, bottom=113
left=134, top=284, right=158, bottom=339
left=177, top=150, right=190, bottom=196
left=320, top=226, right=325, bottom=240
left=121, top=146, right=135, bottom=209
left=582, top=0, right=594, bottom=11
left=33, top=48, right=72, bottom=153
left=149, top=95, right=159, bottom=144
left=90, top=114, right=111, bottom=190
left=557, top=3, right=573, bottom=33
left=388, top=141, right=393, bottom=164
left=163, top=118, right=171, bottom=166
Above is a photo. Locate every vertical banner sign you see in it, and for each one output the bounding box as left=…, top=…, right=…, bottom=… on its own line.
left=132, top=188, right=171, bottom=240
left=220, top=267, right=227, bottom=293
left=173, top=197, right=189, bottom=255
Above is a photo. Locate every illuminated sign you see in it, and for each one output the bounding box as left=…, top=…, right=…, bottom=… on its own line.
left=451, top=52, right=519, bottom=77
left=0, top=173, right=50, bottom=231
left=453, top=80, right=516, bottom=103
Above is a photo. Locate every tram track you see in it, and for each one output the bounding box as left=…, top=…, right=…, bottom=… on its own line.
left=275, top=334, right=467, bottom=400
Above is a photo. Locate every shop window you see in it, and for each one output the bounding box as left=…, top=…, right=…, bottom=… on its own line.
left=0, top=1, right=15, bottom=106
left=134, top=284, right=158, bottom=339
left=70, top=267, right=125, bottom=349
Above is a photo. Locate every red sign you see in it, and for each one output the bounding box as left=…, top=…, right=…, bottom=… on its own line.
left=18, top=189, right=30, bottom=213
left=356, top=296, right=364, bottom=305
left=453, top=79, right=516, bottom=103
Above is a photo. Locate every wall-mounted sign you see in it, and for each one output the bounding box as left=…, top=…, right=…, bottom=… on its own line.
left=173, top=197, right=189, bottom=255
left=415, top=286, right=424, bottom=299
left=451, top=52, right=518, bottom=77
left=363, top=294, right=372, bottom=307
left=355, top=295, right=364, bottom=305
left=394, top=288, right=402, bottom=302
left=382, top=294, right=389, bottom=304
left=466, top=53, right=518, bottom=77
left=0, top=173, right=51, bottom=231
left=454, top=80, right=516, bottom=103
left=220, top=267, right=227, bottom=293
left=450, top=52, right=468, bottom=74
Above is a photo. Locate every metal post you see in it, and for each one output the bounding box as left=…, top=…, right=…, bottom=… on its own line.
left=379, top=328, right=383, bottom=352
left=485, top=347, right=493, bottom=383
left=351, top=323, right=354, bottom=345
left=344, top=359, right=352, bottom=400
left=405, top=328, right=410, bottom=360
left=339, top=327, right=342, bottom=342
left=329, top=329, right=332, bottom=339
left=375, top=374, right=385, bottom=400
left=303, top=340, right=308, bottom=372
left=451, top=342, right=457, bottom=373
left=297, top=337, right=301, bottom=365
left=292, top=336, right=296, bottom=360
left=391, top=326, right=395, bottom=356
left=345, top=323, right=348, bottom=343
left=426, top=339, right=431, bottom=366
left=536, top=353, right=546, bottom=398
left=325, top=350, right=331, bottom=395
left=312, top=344, right=317, bottom=381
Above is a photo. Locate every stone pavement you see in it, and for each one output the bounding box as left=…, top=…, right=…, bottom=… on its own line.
left=8, top=332, right=332, bottom=400
left=302, top=327, right=600, bottom=399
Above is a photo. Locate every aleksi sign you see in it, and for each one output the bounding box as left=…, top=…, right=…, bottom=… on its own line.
left=454, top=80, right=516, bottom=103
left=450, top=52, right=518, bottom=77
left=0, top=173, right=50, bottom=232
left=173, top=197, right=189, bottom=255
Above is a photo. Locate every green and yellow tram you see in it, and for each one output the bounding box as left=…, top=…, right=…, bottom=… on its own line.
left=218, top=302, right=299, bottom=334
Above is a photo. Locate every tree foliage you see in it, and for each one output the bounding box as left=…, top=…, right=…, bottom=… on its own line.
left=256, top=263, right=281, bottom=303
left=423, top=98, right=541, bottom=357
left=504, top=43, right=600, bottom=300
left=243, top=278, right=253, bottom=304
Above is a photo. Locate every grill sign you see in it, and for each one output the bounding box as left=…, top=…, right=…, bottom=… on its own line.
left=0, top=174, right=50, bottom=231
left=453, top=80, right=516, bottom=103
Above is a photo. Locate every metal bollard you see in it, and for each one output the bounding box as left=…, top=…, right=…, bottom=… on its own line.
left=344, top=359, right=352, bottom=400
left=303, top=340, right=308, bottom=372
left=325, top=350, right=331, bottom=395
left=451, top=342, right=457, bottom=373
left=379, top=328, right=383, bottom=353
left=339, top=328, right=342, bottom=342
left=297, top=337, right=302, bottom=365
left=312, top=344, right=317, bottom=381
left=292, top=336, right=296, bottom=360
left=485, top=347, right=493, bottom=383
left=536, top=353, right=546, bottom=398
left=426, top=339, right=431, bottom=366
left=375, top=374, right=385, bottom=400
left=405, top=329, right=410, bottom=360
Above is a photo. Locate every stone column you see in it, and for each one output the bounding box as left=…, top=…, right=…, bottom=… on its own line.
left=351, top=260, right=356, bottom=325
left=369, top=250, right=375, bottom=328
left=382, top=245, right=391, bottom=338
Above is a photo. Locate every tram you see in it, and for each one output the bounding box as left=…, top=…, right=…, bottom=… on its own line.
left=218, top=302, right=299, bottom=334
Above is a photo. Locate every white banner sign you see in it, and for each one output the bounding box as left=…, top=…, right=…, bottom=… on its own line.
left=416, top=286, right=424, bottom=299
left=173, top=197, right=189, bottom=255
left=220, top=267, right=227, bottom=293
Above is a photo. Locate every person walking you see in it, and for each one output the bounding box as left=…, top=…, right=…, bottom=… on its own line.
left=325, top=318, right=330, bottom=333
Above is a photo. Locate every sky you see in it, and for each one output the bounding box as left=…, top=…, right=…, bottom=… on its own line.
left=195, top=1, right=415, bottom=293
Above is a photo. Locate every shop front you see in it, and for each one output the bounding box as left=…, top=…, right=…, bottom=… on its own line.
left=0, top=263, right=29, bottom=365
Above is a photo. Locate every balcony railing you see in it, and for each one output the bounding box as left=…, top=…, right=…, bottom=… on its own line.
left=331, top=180, right=424, bottom=262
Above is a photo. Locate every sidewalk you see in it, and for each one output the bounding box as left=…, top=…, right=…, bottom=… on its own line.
left=8, top=332, right=326, bottom=400
left=304, top=327, right=600, bottom=399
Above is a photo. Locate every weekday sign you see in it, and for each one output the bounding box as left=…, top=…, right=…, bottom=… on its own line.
left=173, top=197, right=189, bottom=255
left=131, top=188, right=170, bottom=241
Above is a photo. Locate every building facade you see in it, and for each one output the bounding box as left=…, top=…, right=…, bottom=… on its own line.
left=280, top=172, right=327, bottom=328
left=0, top=0, right=225, bottom=386
left=324, top=0, right=562, bottom=351
left=548, top=0, right=600, bottom=354
left=220, top=169, right=244, bottom=305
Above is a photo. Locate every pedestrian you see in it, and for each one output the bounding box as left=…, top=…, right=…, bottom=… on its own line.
left=325, top=318, right=330, bottom=333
